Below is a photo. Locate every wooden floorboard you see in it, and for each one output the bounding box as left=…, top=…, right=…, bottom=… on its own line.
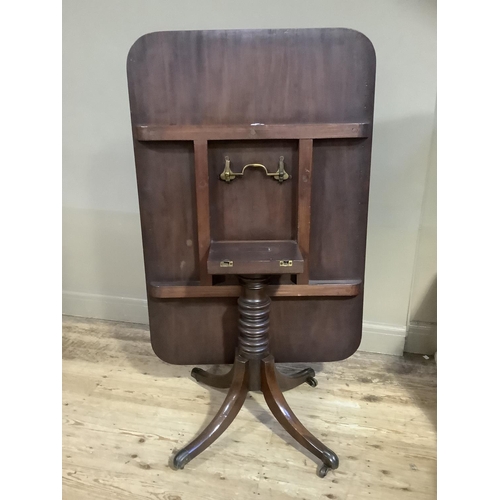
left=62, top=316, right=436, bottom=500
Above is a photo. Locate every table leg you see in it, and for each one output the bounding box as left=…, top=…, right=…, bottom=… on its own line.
left=191, top=364, right=235, bottom=389
left=173, top=356, right=249, bottom=470
left=275, top=366, right=318, bottom=391
left=261, top=355, right=339, bottom=477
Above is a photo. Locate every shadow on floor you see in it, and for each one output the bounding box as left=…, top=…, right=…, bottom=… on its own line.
left=384, top=352, right=437, bottom=428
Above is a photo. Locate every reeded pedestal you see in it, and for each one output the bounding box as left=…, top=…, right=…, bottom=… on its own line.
left=172, top=275, right=339, bottom=477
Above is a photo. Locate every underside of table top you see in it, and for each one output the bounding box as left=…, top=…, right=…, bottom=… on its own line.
left=127, top=28, right=376, bottom=364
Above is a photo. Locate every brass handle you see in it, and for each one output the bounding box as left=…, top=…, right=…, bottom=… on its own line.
left=220, top=156, right=290, bottom=183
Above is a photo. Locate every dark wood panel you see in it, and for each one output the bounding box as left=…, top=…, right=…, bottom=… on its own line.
left=193, top=140, right=211, bottom=285
left=127, top=29, right=375, bottom=125
left=132, top=142, right=199, bottom=283
left=134, top=123, right=369, bottom=141
left=309, top=138, right=372, bottom=280
left=207, top=240, right=303, bottom=275
left=208, top=140, right=298, bottom=241
left=296, top=139, right=313, bottom=284
left=148, top=294, right=364, bottom=365
left=148, top=298, right=240, bottom=365
left=269, top=295, right=364, bottom=363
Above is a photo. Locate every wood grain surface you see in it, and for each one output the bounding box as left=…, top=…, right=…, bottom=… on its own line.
left=207, top=240, right=304, bottom=275
left=134, top=123, right=370, bottom=141
left=148, top=280, right=362, bottom=298
left=127, top=28, right=376, bottom=364
left=296, top=139, right=314, bottom=284
left=63, top=316, right=437, bottom=500
left=193, top=140, right=211, bottom=285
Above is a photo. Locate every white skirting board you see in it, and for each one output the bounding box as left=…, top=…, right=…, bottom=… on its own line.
left=62, top=291, right=150, bottom=325
left=62, top=291, right=408, bottom=356
left=358, top=322, right=407, bottom=356
left=404, top=321, right=437, bottom=355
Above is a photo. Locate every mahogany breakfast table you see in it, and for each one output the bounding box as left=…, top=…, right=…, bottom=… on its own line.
left=127, top=28, right=376, bottom=477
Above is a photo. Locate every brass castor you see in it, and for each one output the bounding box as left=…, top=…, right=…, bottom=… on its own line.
left=318, top=449, right=340, bottom=478
left=172, top=449, right=191, bottom=470
left=306, top=376, right=318, bottom=387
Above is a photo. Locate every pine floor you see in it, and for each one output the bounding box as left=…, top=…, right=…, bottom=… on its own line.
left=62, top=316, right=437, bottom=500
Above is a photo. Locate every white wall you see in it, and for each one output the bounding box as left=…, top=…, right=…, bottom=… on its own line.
left=63, top=0, right=437, bottom=355
left=405, top=105, right=437, bottom=354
